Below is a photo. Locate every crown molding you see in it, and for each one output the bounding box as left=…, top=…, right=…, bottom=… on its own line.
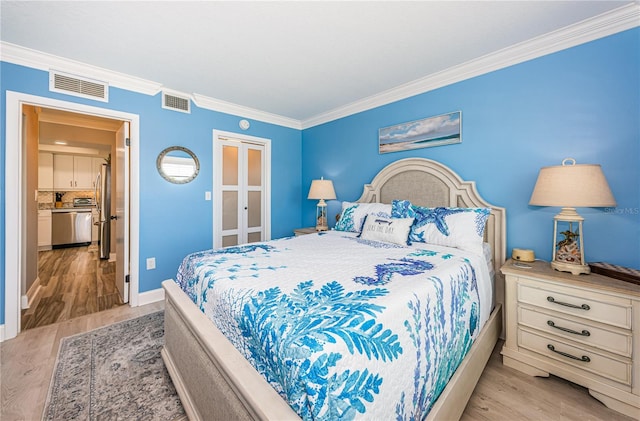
left=191, top=94, right=301, bottom=130
left=0, top=41, right=163, bottom=95
left=2, top=3, right=638, bottom=131
left=0, top=41, right=301, bottom=129
left=301, top=3, right=640, bottom=129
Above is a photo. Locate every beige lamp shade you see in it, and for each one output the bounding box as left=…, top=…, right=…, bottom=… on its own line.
left=529, top=158, right=616, bottom=208
left=308, top=178, right=336, bottom=231
left=308, top=178, right=336, bottom=201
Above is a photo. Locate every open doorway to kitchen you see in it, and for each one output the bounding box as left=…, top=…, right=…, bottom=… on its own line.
left=4, top=91, right=140, bottom=340
left=22, top=105, right=123, bottom=330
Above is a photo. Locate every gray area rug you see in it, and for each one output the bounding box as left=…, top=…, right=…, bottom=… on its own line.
left=43, top=311, right=186, bottom=421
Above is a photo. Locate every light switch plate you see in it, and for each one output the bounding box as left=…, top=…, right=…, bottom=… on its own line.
left=146, top=257, right=156, bottom=270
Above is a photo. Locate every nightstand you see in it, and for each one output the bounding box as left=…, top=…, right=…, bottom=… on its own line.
left=293, top=227, right=318, bottom=236
left=500, top=259, right=640, bottom=418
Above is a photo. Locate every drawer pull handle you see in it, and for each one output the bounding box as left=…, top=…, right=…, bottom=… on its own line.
left=547, top=320, right=590, bottom=336
left=547, top=344, right=591, bottom=362
left=547, top=296, right=590, bottom=311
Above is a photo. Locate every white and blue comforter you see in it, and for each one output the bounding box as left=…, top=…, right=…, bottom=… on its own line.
left=176, top=230, right=493, bottom=420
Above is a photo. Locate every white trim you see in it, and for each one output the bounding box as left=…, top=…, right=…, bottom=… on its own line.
left=212, top=130, right=272, bottom=249
left=137, top=286, right=165, bottom=306
left=22, top=276, right=42, bottom=310
left=193, top=94, right=301, bottom=130
left=0, top=325, right=5, bottom=343
left=300, top=3, right=640, bottom=129
left=0, top=41, right=300, bottom=129
left=1, top=42, right=162, bottom=96
left=4, top=91, right=140, bottom=340
left=1, top=3, right=637, bottom=131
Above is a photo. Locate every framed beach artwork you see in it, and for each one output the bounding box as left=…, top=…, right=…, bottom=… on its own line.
left=379, top=111, right=461, bottom=154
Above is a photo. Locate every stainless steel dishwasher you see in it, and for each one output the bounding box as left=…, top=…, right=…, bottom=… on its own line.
left=51, top=208, right=93, bottom=247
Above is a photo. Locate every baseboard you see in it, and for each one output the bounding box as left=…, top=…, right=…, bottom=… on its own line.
left=109, top=252, right=116, bottom=263
left=23, top=277, right=42, bottom=310
left=137, top=286, right=165, bottom=306
left=0, top=324, right=5, bottom=343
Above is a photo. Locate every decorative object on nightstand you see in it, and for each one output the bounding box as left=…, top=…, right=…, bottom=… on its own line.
left=529, top=158, right=616, bottom=275
left=307, top=177, right=336, bottom=231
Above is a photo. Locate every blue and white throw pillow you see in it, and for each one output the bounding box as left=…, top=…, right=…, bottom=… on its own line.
left=359, top=215, right=414, bottom=245
left=392, top=200, right=490, bottom=255
left=335, top=202, right=392, bottom=233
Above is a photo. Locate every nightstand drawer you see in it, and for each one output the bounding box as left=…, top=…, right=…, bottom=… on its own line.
left=518, top=282, right=631, bottom=329
left=519, top=329, right=632, bottom=385
left=518, top=306, right=632, bottom=357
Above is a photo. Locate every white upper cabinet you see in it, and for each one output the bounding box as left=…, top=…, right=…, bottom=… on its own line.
left=53, top=154, right=96, bottom=190
left=74, top=156, right=93, bottom=189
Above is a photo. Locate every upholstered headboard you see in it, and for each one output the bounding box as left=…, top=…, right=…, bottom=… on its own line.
left=355, top=158, right=507, bottom=312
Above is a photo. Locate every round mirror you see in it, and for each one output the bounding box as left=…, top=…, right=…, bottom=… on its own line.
left=156, top=146, right=200, bottom=184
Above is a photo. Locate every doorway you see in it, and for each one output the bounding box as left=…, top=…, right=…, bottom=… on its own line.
left=4, top=91, right=140, bottom=340
left=22, top=105, right=122, bottom=330
left=213, top=130, right=271, bottom=249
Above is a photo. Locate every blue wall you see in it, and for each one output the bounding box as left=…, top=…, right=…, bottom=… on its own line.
left=302, top=28, right=640, bottom=269
left=0, top=62, right=302, bottom=324
left=2, top=28, right=639, bottom=328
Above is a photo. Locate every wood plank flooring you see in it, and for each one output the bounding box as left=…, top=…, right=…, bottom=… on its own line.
left=21, top=245, right=123, bottom=330
left=1, top=301, right=164, bottom=421
left=1, top=300, right=633, bottom=421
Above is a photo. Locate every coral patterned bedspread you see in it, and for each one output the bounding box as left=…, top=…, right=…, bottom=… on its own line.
left=176, top=230, right=492, bottom=420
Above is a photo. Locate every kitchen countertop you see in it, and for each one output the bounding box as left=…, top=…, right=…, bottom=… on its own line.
left=49, top=207, right=96, bottom=213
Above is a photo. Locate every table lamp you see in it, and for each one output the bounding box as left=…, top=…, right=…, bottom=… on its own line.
left=307, top=177, right=336, bottom=231
left=529, top=158, right=616, bottom=275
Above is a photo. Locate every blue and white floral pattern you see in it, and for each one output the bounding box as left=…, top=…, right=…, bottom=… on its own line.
left=176, top=231, right=492, bottom=420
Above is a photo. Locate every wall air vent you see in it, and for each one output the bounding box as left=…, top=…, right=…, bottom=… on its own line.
left=49, top=71, right=109, bottom=102
left=162, top=91, right=191, bottom=114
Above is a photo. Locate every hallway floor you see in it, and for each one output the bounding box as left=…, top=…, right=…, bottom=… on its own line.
left=21, top=245, right=123, bottom=330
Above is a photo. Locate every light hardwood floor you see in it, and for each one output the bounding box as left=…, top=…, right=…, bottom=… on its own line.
left=22, top=245, right=123, bottom=330
left=2, top=300, right=633, bottom=421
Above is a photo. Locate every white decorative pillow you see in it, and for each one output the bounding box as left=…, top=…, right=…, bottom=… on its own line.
left=334, top=202, right=392, bottom=233
left=392, top=200, right=490, bottom=255
left=359, top=215, right=414, bottom=245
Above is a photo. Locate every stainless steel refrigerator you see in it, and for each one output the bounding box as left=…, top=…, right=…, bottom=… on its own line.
left=95, top=163, right=111, bottom=259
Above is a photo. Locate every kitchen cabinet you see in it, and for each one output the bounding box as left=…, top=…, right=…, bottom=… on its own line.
left=38, top=152, right=54, bottom=190
left=38, top=209, right=52, bottom=250
left=53, top=155, right=94, bottom=190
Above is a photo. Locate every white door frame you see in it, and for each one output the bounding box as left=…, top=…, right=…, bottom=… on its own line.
left=4, top=91, right=140, bottom=341
left=212, top=130, right=271, bottom=249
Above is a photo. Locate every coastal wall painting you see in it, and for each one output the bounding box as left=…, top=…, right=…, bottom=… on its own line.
left=379, top=111, right=461, bottom=154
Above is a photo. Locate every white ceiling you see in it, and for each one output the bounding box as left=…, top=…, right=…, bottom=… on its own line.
left=1, top=1, right=636, bottom=125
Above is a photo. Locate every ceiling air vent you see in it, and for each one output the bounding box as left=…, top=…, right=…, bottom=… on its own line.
left=162, top=92, right=191, bottom=114
left=49, top=71, right=109, bottom=102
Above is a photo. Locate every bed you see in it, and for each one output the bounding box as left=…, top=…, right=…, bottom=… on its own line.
left=161, top=157, right=506, bottom=420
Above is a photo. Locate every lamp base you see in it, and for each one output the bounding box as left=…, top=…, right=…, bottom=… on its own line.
left=315, top=225, right=329, bottom=231
left=551, top=260, right=591, bottom=275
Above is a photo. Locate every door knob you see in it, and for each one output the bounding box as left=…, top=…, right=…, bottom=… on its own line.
left=110, top=215, right=118, bottom=220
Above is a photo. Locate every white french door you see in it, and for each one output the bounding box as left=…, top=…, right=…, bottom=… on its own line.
left=213, top=131, right=271, bottom=249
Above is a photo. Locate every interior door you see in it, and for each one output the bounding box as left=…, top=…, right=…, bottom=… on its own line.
left=216, top=137, right=266, bottom=248
left=115, top=122, right=129, bottom=303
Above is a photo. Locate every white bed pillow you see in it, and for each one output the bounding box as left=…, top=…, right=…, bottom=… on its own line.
left=334, top=202, right=392, bottom=233
left=359, top=215, right=414, bottom=245
left=392, top=200, right=490, bottom=255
